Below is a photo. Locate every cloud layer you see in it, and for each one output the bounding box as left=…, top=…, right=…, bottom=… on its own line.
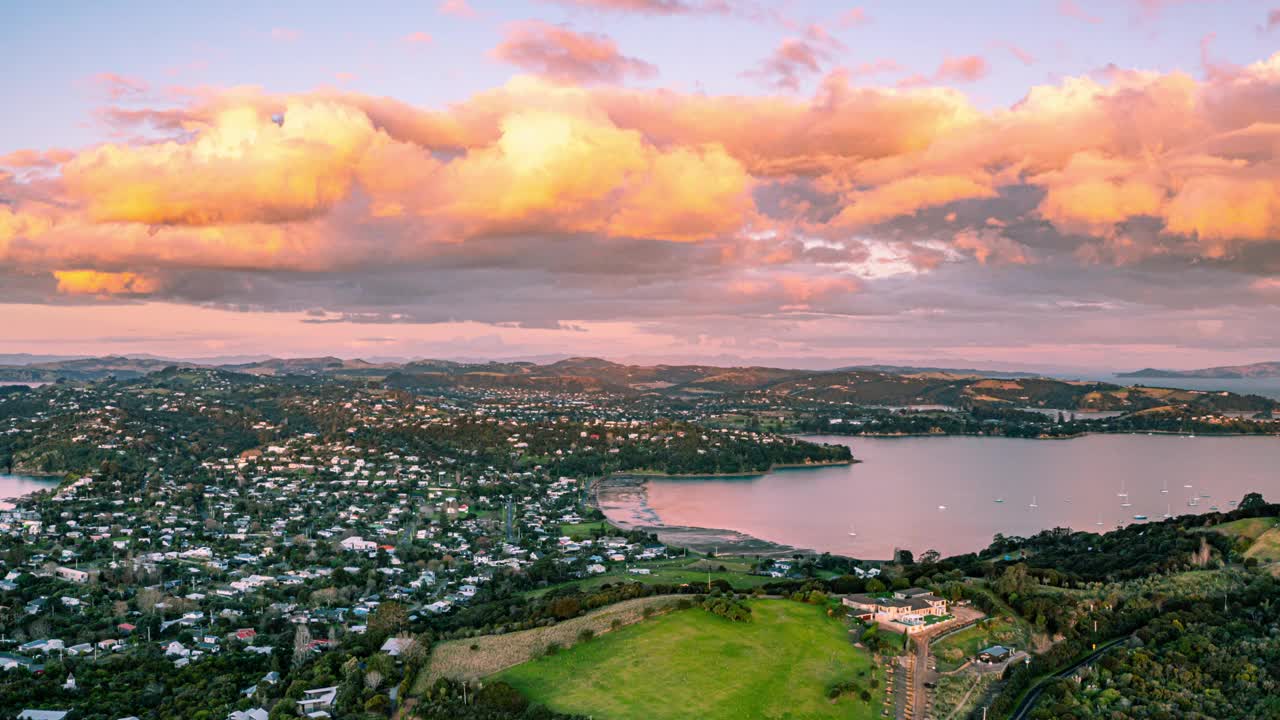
left=4, top=51, right=1280, bottom=361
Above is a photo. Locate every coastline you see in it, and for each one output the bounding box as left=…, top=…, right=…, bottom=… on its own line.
left=611, top=458, right=857, bottom=481
left=798, top=429, right=1280, bottom=441
left=591, top=473, right=816, bottom=557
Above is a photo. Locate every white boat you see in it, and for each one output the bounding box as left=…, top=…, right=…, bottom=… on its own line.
left=1163, top=504, right=1172, bottom=519
left=1184, top=483, right=1193, bottom=489
left=938, top=505, right=948, bottom=511
left=994, top=498, right=1005, bottom=503
left=848, top=526, right=857, bottom=537
left=1117, top=478, right=1128, bottom=498
left=1121, top=500, right=1132, bottom=508
left=1188, top=498, right=1200, bottom=507
left=1161, top=479, right=1169, bottom=494
left=1209, top=505, right=1220, bottom=512
left=1029, top=496, right=1039, bottom=509
left=1094, top=515, right=1104, bottom=527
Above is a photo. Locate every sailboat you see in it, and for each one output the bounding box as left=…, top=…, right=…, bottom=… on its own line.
left=1118, top=479, right=1128, bottom=498
left=1094, top=514, right=1104, bottom=527
left=848, top=525, right=857, bottom=538
left=1029, top=495, right=1039, bottom=509
left=993, top=497, right=1005, bottom=504
left=1161, top=479, right=1169, bottom=494
left=1163, top=504, right=1173, bottom=519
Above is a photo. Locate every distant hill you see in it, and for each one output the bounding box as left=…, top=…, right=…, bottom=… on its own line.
left=841, top=364, right=1042, bottom=379
left=1120, top=362, right=1280, bottom=379
left=1, top=355, right=1275, bottom=412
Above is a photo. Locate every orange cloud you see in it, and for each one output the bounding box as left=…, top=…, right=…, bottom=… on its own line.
left=63, top=103, right=384, bottom=225
left=54, top=270, right=162, bottom=296
left=0, top=148, right=75, bottom=168
left=492, top=21, right=657, bottom=85
left=8, top=51, right=1280, bottom=295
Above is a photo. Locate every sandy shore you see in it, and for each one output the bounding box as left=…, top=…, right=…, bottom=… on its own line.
left=591, top=474, right=814, bottom=557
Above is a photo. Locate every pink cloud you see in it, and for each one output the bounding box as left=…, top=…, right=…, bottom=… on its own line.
left=745, top=24, right=843, bottom=91
left=935, top=55, right=989, bottom=83
left=438, top=0, right=477, bottom=17
left=1058, top=0, right=1102, bottom=24
left=0, top=148, right=75, bottom=168
left=269, top=28, right=301, bottom=42
left=404, top=31, right=433, bottom=45
left=899, top=55, right=989, bottom=87
left=839, top=7, right=870, bottom=27
left=492, top=21, right=658, bottom=85
left=92, top=73, right=149, bottom=100
left=1267, top=8, right=1280, bottom=31
left=996, top=42, right=1035, bottom=66
left=542, top=0, right=726, bottom=14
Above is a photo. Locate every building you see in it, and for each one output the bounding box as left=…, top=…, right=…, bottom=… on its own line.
left=843, top=587, right=949, bottom=631
left=978, top=645, right=1013, bottom=663
left=297, top=686, right=338, bottom=714
left=54, top=567, right=89, bottom=584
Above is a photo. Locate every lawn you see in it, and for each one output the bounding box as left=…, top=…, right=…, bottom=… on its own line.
left=931, top=616, right=1028, bottom=672
left=498, top=600, right=884, bottom=720
left=559, top=521, right=614, bottom=538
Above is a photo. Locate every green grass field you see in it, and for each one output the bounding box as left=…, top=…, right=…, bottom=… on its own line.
left=498, top=600, right=883, bottom=720
left=931, top=616, right=1028, bottom=672
left=559, top=521, right=613, bottom=538
left=1210, top=516, right=1279, bottom=543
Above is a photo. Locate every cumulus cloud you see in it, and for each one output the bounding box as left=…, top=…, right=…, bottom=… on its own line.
left=492, top=21, right=658, bottom=84
left=5, top=50, right=1280, bottom=344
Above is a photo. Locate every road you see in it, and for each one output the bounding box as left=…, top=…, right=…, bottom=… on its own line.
left=1008, top=638, right=1127, bottom=720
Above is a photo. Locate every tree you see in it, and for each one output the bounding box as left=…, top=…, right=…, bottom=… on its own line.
left=369, top=601, right=408, bottom=639
left=292, top=623, right=312, bottom=668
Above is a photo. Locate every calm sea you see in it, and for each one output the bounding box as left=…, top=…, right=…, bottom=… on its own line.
left=0, top=474, right=58, bottom=508
left=629, top=434, right=1280, bottom=559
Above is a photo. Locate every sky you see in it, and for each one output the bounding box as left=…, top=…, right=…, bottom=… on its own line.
left=3, top=0, right=1280, bottom=371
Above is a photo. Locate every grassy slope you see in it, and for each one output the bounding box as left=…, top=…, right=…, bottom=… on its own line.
left=1244, top=528, right=1280, bottom=562
left=419, top=596, right=678, bottom=686
left=1210, top=516, right=1279, bottom=543
left=1209, top=517, right=1280, bottom=562
left=498, top=600, right=882, bottom=720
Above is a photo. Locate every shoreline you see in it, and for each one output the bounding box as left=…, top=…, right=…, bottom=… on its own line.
left=591, top=473, right=818, bottom=558
left=611, top=458, right=857, bottom=481
left=797, top=429, right=1280, bottom=441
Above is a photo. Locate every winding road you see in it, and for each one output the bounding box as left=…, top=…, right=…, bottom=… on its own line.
left=1008, top=638, right=1127, bottom=720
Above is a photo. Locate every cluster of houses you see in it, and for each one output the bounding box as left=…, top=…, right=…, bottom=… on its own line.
left=0, top=377, right=700, bottom=715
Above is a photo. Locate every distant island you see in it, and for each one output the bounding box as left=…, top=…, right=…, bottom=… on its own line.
left=1121, top=361, right=1280, bottom=379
